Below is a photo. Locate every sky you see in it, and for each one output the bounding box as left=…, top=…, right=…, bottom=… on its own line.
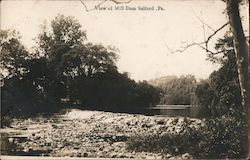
left=1, top=0, right=248, bottom=81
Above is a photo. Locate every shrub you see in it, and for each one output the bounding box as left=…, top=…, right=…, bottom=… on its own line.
left=194, top=115, right=247, bottom=159
left=1, top=115, right=12, bottom=128
left=126, top=116, right=247, bottom=159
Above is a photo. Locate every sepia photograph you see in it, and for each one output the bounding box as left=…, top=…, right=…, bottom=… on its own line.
left=0, top=0, right=249, bottom=159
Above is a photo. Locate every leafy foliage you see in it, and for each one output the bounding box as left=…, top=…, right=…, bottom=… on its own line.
left=127, top=116, right=247, bottom=159
left=36, top=14, right=86, bottom=58
left=195, top=33, right=243, bottom=117
left=151, top=75, right=197, bottom=105
left=195, top=116, right=247, bottom=159
left=0, top=30, right=29, bottom=81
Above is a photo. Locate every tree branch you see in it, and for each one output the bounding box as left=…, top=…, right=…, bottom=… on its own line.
left=166, top=22, right=230, bottom=55
left=205, top=22, right=230, bottom=51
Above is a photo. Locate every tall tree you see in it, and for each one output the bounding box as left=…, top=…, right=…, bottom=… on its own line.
left=35, top=15, right=88, bottom=104
left=0, top=30, right=29, bottom=81
left=224, top=0, right=249, bottom=156
left=36, top=15, right=119, bottom=106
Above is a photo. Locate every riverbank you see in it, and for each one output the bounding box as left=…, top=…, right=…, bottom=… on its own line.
left=1, top=109, right=204, bottom=159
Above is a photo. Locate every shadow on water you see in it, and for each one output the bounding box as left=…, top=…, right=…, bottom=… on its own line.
left=1, top=132, right=51, bottom=156
left=89, top=105, right=209, bottom=118
left=137, top=105, right=210, bottom=118
left=149, top=107, right=210, bottom=118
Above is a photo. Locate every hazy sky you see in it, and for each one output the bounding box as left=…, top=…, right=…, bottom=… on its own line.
left=1, top=0, right=248, bottom=81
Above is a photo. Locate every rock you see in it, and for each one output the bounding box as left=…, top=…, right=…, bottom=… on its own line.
left=45, top=142, right=52, bottom=146
left=52, top=124, right=58, bottom=128
left=110, top=153, right=117, bottom=158
left=23, top=147, right=29, bottom=152
left=8, top=137, right=14, bottom=143
left=57, top=144, right=64, bottom=148
left=171, top=118, right=178, bottom=125
left=74, top=146, right=80, bottom=149
left=156, top=155, right=163, bottom=159
left=83, top=152, right=88, bottom=157
left=166, top=154, right=172, bottom=158
left=182, top=153, right=190, bottom=159
left=77, top=152, right=81, bottom=157
left=146, top=156, right=155, bottom=159
left=156, top=119, right=165, bottom=125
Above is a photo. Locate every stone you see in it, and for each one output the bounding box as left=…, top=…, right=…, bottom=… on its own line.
left=57, top=144, right=64, bottom=148
left=145, top=156, right=155, bottom=159
left=8, top=137, right=14, bottom=143
left=156, top=156, right=163, bottom=159
left=83, top=152, right=88, bottom=157
left=74, top=146, right=80, bottom=149
left=110, top=153, right=117, bottom=158
left=166, top=154, right=172, bottom=158
left=182, top=153, right=190, bottom=159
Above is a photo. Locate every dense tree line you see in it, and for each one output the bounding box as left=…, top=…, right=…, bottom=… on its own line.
left=1, top=15, right=161, bottom=120
left=150, top=75, right=197, bottom=105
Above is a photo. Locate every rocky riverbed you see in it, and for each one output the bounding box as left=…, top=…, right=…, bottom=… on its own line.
left=1, top=109, right=204, bottom=159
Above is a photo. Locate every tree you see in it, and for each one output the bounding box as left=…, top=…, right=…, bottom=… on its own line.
left=224, top=0, right=249, bottom=156
left=35, top=15, right=88, bottom=104
left=151, top=75, right=197, bottom=105
left=36, top=14, right=86, bottom=58
left=0, top=30, right=29, bottom=81
left=195, top=34, right=243, bottom=117
left=36, top=15, right=122, bottom=108
left=61, top=43, right=118, bottom=78
left=0, top=30, right=56, bottom=119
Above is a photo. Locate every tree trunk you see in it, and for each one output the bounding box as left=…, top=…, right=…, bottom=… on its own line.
left=226, top=0, right=249, bottom=157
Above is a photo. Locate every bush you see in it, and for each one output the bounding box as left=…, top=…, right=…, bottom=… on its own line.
left=126, top=118, right=202, bottom=156
left=126, top=116, right=247, bottom=159
left=194, top=115, right=247, bottom=159
left=1, top=114, right=13, bottom=128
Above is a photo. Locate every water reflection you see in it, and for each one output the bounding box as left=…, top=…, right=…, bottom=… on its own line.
left=110, top=106, right=209, bottom=118
left=149, top=107, right=209, bottom=118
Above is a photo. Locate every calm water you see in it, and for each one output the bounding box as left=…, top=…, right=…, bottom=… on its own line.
left=149, top=107, right=209, bottom=118
left=102, top=105, right=209, bottom=118
left=148, top=105, right=209, bottom=118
